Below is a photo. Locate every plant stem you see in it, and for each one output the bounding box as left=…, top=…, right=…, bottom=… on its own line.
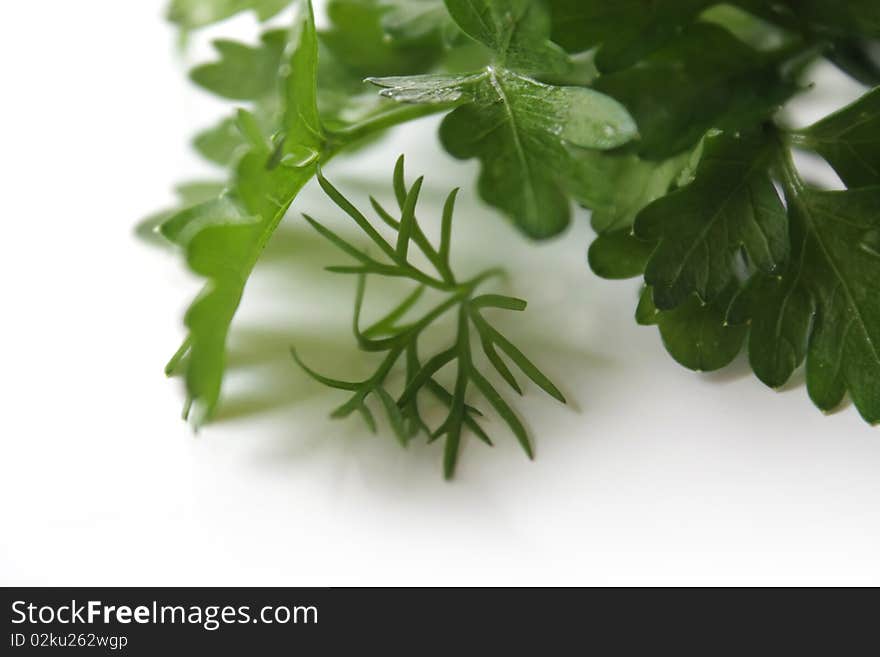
left=325, top=103, right=453, bottom=146
left=774, top=130, right=806, bottom=197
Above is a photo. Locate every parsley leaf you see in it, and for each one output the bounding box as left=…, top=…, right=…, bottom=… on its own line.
left=320, top=0, right=445, bottom=77
left=593, top=24, right=799, bottom=159
left=730, top=156, right=880, bottom=424
left=443, top=0, right=569, bottom=73
left=438, top=71, right=637, bottom=238
left=546, top=0, right=711, bottom=72
left=638, top=285, right=747, bottom=372
left=635, top=131, right=789, bottom=310
left=379, top=0, right=457, bottom=42
left=167, top=0, right=294, bottom=30
left=792, top=86, right=880, bottom=187
left=162, top=2, right=323, bottom=424
left=586, top=150, right=696, bottom=280
left=369, top=0, right=638, bottom=237
left=193, top=116, right=252, bottom=166
left=162, top=1, right=454, bottom=423
left=190, top=29, right=288, bottom=101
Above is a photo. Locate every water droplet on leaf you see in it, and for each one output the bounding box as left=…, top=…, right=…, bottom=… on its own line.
left=281, top=146, right=319, bottom=169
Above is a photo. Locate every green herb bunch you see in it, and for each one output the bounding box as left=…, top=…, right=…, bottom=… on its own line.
left=150, top=0, right=880, bottom=473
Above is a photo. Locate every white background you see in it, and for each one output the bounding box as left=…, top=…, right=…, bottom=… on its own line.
left=2, top=1, right=879, bottom=586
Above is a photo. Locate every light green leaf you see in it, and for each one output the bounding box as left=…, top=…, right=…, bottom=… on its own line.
left=380, top=0, right=455, bottom=41
left=165, top=0, right=323, bottom=423
left=137, top=182, right=228, bottom=245
left=167, top=0, right=295, bottom=30
left=190, top=30, right=288, bottom=100
left=193, top=117, right=248, bottom=166
left=321, top=0, right=444, bottom=77
left=368, top=72, right=485, bottom=103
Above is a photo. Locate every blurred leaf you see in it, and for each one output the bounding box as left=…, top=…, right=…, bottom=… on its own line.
left=546, top=0, right=711, bottom=72
left=320, top=0, right=444, bottom=77
left=380, top=0, right=455, bottom=41
left=443, top=0, right=569, bottom=74
left=167, top=0, right=294, bottom=30
left=164, top=1, right=323, bottom=423
left=594, top=24, right=799, bottom=159
left=190, top=30, right=287, bottom=100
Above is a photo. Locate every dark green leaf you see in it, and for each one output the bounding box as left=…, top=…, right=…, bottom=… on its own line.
left=637, top=286, right=747, bottom=372
left=438, top=69, right=637, bottom=238
left=761, top=0, right=880, bottom=40
left=594, top=24, right=799, bottom=159
left=371, top=68, right=637, bottom=237
left=588, top=230, right=654, bottom=280
left=793, top=86, right=880, bottom=188
left=586, top=150, right=696, bottom=234
left=824, top=39, right=880, bottom=86
left=546, top=0, right=711, bottom=72
left=731, top=181, right=880, bottom=423
left=635, top=132, right=788, bottom=310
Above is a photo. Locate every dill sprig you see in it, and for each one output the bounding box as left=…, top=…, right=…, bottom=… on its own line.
left=292, top=156, right=566, bottom=478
